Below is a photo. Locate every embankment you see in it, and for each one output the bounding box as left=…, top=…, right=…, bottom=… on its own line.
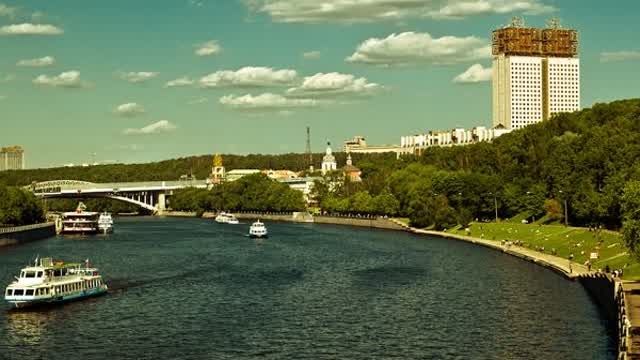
left=0, top=223, right=56, bottom=247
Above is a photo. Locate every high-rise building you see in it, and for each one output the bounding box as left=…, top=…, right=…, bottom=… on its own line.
left=492, top=18, right=580, bottom=129
left=0, top=146, right=25, bottom=171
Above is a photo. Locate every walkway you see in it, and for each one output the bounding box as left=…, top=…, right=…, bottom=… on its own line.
left=389, top=219, right=590, bottom=279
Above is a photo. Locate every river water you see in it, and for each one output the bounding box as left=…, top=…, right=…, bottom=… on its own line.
left=0, top=217, right=615, bottom=359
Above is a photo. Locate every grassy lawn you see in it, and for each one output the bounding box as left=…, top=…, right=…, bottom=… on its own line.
left=392, top=216, right=639, bottom=280
left=447, top=222, right=640, bottom=280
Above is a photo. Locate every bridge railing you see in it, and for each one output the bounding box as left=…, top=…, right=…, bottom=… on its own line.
left=31, top=180, right=207, bottom=193
left=0, top=222, right=55, bottom=234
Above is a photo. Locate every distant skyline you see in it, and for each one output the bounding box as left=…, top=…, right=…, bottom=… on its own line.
left=1, top=0, right=640, bottom=168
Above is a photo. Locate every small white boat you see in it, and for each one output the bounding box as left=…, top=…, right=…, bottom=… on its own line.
left=215, top=212, right=239, bottom=225
left=249, top=220, right=268, bottom=238
left=4, top=257, right=108, bottom=309
left=98, top=212, right=114, bottom=234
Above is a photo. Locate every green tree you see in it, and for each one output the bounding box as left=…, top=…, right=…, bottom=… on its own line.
left=622, top=180, right=640, bottom=257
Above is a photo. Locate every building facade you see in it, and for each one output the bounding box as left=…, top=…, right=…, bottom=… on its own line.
left=399, top=126, right=512, bottom=155
left=343, top=136, right=401, bottom=155
left=492, top=18, right=580, bottom=129
left=0, top=146, right=25, bottom=171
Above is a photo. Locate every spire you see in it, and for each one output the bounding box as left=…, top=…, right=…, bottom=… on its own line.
left=213, top=154, right=222, bottom=167
left=346, top=153, right=352, bottom=166
left=325, top=141, right=332, bottom=155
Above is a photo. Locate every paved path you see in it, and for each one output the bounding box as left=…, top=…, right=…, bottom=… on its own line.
left=389, top=219, right=590, bottom=279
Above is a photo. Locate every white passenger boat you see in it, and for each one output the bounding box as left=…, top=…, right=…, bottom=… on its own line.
left=4, top=257, right=108, bottom=309
left=61, top=202, right=99, bottom=234
left=249, top=220, right=268, bottom=238
left=97, top=212, right=114, bottom=234
left=215, top=212, right=239, bottom=225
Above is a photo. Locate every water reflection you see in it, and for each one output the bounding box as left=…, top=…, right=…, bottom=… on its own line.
left=5, top=310, right=58, bottom=346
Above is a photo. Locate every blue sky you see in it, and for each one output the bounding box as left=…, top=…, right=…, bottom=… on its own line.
left=1, top=0, right=639, bottom=168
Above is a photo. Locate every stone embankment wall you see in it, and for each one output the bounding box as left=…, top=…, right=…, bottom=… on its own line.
left=161, top=211, right=405, bottom=230
left=0, top=223, right=56, bottom=247
left=313, top=216, right=406, bottom=230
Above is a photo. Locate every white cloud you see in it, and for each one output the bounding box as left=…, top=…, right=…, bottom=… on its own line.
left=220, top=93, right=319, bottom=111
left=195, top=40, right=222, bottom=56
left=164, top=77, right=195, bottom=88
left=347, top=32, right=490, bottom=66
left=124, top=120, right=177, bottom=135
left=187, top=97, right=208, bottom=105
left=245, top=0, right=554, bottom=23
left=17, top=56, right=55, bottom=67
left=119, top=71, right=159, bottom=83
left=114, top=103, right=146, bottom=117
left=286, top=72, right=382, bottom=97
left=302, top=50, right=321, bottom=60
left=33, top=71, right=86, bottom=88
left=0, top=4, right=17, bottom=18
left=453, top=63, right=492, bottom=84
left=199, top=66, right=297, bottom=88
left=0, top=23, right=63, bottom=35
left=600, top=51, right=640, bottom=63
left=428, top=0, right=555, bottom=19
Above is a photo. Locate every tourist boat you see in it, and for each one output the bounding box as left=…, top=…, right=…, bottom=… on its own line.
left=249, top=220, right=268, bottom=238
left=61, top=202, right=99, bottom=234
left=215, top=212, right=239, bottom=225
left=4, top=257, right=108, bottom=309
left=97, top=212, right=114, bottom=234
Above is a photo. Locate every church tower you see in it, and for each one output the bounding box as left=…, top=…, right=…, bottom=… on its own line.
left=321, top=142, right=337, bottom=175
left=210, top=153, right=225, bottom=184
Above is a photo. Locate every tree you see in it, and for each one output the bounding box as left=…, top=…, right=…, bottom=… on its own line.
left=544, top=199, right=564, bottom=221
left=622, top=180, right=640, bottom=257
left=0, top=184, right=44, bottom=226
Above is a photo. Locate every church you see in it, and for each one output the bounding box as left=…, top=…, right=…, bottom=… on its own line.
left=321, top=142, right=361, bottom=182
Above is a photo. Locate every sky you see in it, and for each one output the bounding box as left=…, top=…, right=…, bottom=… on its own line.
left=1, top=0, right=639, bottom=169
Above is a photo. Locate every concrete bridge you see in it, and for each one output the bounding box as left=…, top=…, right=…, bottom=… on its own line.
left=27, top=180, right=208, bottom=212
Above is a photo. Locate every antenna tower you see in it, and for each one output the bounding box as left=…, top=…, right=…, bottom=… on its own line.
left=306, top=126, right=313, bottom=170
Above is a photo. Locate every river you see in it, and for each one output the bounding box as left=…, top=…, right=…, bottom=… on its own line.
left=0, top=217, right=615, bottom=359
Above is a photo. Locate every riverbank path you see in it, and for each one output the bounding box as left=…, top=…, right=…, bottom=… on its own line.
left=389, top=219, right=590, bottom=279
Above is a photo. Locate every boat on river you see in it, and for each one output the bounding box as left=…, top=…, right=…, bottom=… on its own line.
left=249, top=220, right=268, bottom=238
left=215, top=212, right=239, bottom=224
left=4, top=257, right=108, bottom=309
left=98, top=212, right=114, bottom=234
left=61, top=202, right=99, bottom=234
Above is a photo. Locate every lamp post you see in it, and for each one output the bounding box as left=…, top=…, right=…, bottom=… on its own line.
left=526, top=191, right=535, bottom=223
left=559, top=190, right=569, bottom=226
left=489, top=192, right=498, bottom=222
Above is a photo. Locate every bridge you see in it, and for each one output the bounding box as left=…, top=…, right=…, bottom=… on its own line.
left=27, top=180, right=208, bottom=212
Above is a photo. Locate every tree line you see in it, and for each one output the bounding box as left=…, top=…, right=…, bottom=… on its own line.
left=0, top=184, right=44, bottom=226
left=0, top=152, right=397, bottom=186
left=169, top=173, right=306, bottom=215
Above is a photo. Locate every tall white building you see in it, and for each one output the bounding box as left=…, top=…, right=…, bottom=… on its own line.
left=492, top=19, right=580, bottom=129
left=0, top=146, right=25, bottom=171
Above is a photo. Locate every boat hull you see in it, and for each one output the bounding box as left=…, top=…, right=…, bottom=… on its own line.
left=249, top=234, right=268, bottom=239
left=6, top=287, right=108, bottom=309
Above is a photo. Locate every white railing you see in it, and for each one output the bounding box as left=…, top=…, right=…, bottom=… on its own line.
left=0, top=222, right=55, bottom=234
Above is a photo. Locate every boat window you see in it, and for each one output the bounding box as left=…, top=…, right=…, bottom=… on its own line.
left=20, top=271, right=25, bottom=278
left=36, top=271, right=43, bottom=278
left=26, top=289, right=34, bottom=296
left=14, top=289, right=24, bottom=296
left=25, top=271, right=36, bottom=278
left=5, top=289, right=12, bottom=296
